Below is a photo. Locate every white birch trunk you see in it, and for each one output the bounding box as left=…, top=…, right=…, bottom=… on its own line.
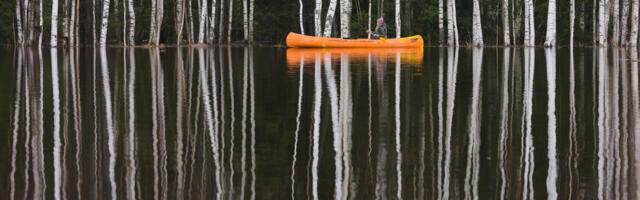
left=198, top=0, right=207, bottom=43
left=249, top=0, right=254, bottom=42
left=63, top=0, right=68, bottom=44
left=155, top=0, right=164, bottom=44
left=300, top=0, right=305, bottom=35
left=472, top=0, right=483, bottom=46
left=39, top=0, right=43, bottom=46
left=340, top=0, right=350, bottom=38
left=150, top=0, right=157, bottom=44
left=315, top=0, right=322, bottom=36
left=631, top=0, right=639, bottom=46
left=243, top=0, right=248, bottom=41
left=209, top=0, right=217, bottom=43
left=187, top=0, right=194, bottom=43
left=446, top=0, right=459, bottom=45
left=613, top=0, right=620, bottom=45
left=70, top=0, right=76, bottom=45
left=323, top=0, right=338, bottom=37
left=439, top=0, right=444, bottom=44
left=503, top=0, right=510, bottom=45
left=368, top=0, right=371, bottom=39
left=570, top=0, right=575, bottom=46
left=219, top=0, right=225, bottom=43
left=51, top=0, right=59, bottom=47
left=176, top=0, right=185, bottom=45
left=395, top=0, right=400, bottom=38
left=128, top=0, right=135, bottom=45
left=622, top=0, right=630, bottom=46
left=16, top=0, right=23, bottom=44
left=227, top=0, right=233, bottom=43
left=544, top=0, right=557, bottom=47
left=598, top=0, right=608, bottom=45
left=99, top=0, right=111, bottom=46
left=524, top=0, right=534, bottom=46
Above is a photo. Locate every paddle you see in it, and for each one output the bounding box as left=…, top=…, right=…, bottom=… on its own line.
left=380, top=37, right=386, bottom=42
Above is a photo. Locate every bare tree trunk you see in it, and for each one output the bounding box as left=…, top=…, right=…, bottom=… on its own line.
left=99, top=0, right=111, bottom=46
left=74, top=0, right=78, bottom=44
left=593, top=0, right=597, bottom=45
left=70, top=0, right=76, bottom=45
left=446, top=0, right=459, bottom=45
left=187, top=0, right=193, bottom=43
left=613, top=0, right=620, bottom=45
left=176, top=0, right=185, bottom=45
left=249, top=0, right=254, bottom=42
left=368, top=0, right=372, bottom=39
left=227, top=0, right=233, bottom=43
left=544, top=0, right=557, bottom=47
left=622, top=0, right=630, bottom=46
left=150, top=0, right=157, bottom=44
left=63, top=0, right=69, bottom=45
left=630, top=0, right=638, bottom=46
left=93, top=0, right=97, bottom=45
left=472, top=0, right=483, bottom=46
left=16, top=0, right=23, bottom=44
left=300, top=0, right=305, bottom=35
left=39, top=0, right=43, bottom=46
left=570, top=0, right=575, bottom=46
left=503, top=0, right=510, bottom=45
left=209, top=0, right=218, bottom=43
left=340, top=0, right=351, bottom=38
left=438, top=0, right=443, bottom=44
left=128, top=0, right=135, bottom=45
left=323, top=0, right=338, bottom=37
left=197, top=0, right=206, bottom=43
left=395, top=0, right=400, bottom=38
left=598, top=0, right=608, bottom=45
left=219, top=0, right=225, bottom=43
left=524, top=0, right=534, bottom=46
left=243, top=0, right=248, bottom=41
left=315, top=0, right=322, bottom=36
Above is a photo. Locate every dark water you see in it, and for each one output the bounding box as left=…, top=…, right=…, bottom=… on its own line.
left=1, top=46, right=639, bottom=200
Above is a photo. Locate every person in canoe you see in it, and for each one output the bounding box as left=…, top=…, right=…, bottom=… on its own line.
left=368, top=17, right=387, bottom=39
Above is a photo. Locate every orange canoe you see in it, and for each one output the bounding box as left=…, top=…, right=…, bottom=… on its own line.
left=286, top=32, right=424, bottom=48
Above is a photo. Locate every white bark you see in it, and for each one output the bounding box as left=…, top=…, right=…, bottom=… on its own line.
left=249, top=0, right=254, bottom=42
left=300, top=0, right=305, bottom=35
left=218, top=0, right=225, bottom=43
left=315, top=0, right=322, bottom=36
left=150, top=0, right=157, bottom=44
left=51, top=0, right=59, bottom=47
left=39, top=0, right=43, bottom=46
left=622, top=0, right=630, bottom=45
left=368, top=0, right=371, bottom=39
left=472, top=0, right=483, bottom=46
left=544, top=0, right=557, bottom=47
left=243, top=0, right=248, bottom=41
left=155, top=0, right=164, bottom=44
left=439, top=0, right=444, bottom=44
left=198, top=0, right=207, bottom=43
left=187, top=0, right=194, bottom=43
left=503, top=0, right=510, bottom=45
left=176, top=0, right=185, bottom=44
left=340, top=0, right=351, bottom=38
left=395, top=0, right=400, bottom=38
left=70, top=0, right=76, bottom=45
left=446, top=0, right=459, bottom=45
left=127, top=0, right=134, bottom=45
left=99, top=0, right=111, bottom=46
left=631, top=0, right=639, bottom=46
left=570, top=0, right=575, bottom=46
left=227, top=0, right=233, bottom=42
left=323, top=0, right=338, bottom=37
left=598, top=0, right=608, bottom=45
left=209, top=0, right=217, bottom=43
left=16, top=0, right=23, bottom=44
left=523, top=0, right=534, bottom=46
left=613, top=0, right=620, bottom=45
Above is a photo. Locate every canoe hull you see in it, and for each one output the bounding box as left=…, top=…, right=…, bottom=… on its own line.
left=285, top=32, right=424, bottom=48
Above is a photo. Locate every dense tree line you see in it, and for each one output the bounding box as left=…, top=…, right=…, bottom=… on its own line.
left=4, top=0, right=640, bottom=46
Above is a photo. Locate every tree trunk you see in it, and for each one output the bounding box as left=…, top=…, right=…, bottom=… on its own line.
left=39, top=0, right=43, bottom=46
left=340, top=0, right=351, bottom=38
left=197, top=0, right=206, bottom=43
left=249, top=0, right=254, bottom=42
left=227, top=0, right=233, bottom=43
left=570, top=0, right=575, bottom=46
left=16, top=0, right=23, bottom=44
left=209, top=0, right=217, bottom=43
left=155, top=0, right=164, bottom=44
left=472, top=0, right=483, bottom=46
left=523, top=0, right=534, bottom=46
left=378, top=0, right=384, bottom=17
left=176, top=0, right=185, bottom=45
left=502, top=0, right=510, bottom=45
left=150, top=0, right=157, bottom=44
left=128, top=0, right=135, bottom=45
left=368, top=0, right=372, bottom=39
left=315, top=0, right=322, bottom=36
left=622, top=0, right=630, bottom=46
left=219, top=0, right=225, bottom=43
left=70, top=0, right=76, bottom=45
left=243, top=0, right=248, bottom=41
left=593, top=0, right=597, bottom=45
left=187, top=0, right=194, bottom=43
left=99, top=0, right=111, bottom=46
left=323, top=0, right=338, bottom=37
left=598, top=0, right=607, bottom=45
left=446, top=0, right=459, bottom=45
left=630, top=0, right=638, bottom=46
left=438, top=0, right=443, bottom=44
left=394, top=0, right=400, bottom=38
left=544, top=0, right=557, bottom=47
left=63, top=0, right=68, bottom=45
left=613, top=0, right=620, bottom=45
left=300, top=0, right=305, bottom=35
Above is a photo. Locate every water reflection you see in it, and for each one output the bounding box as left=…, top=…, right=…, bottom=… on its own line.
left=3, top=47, right=640, bottom=199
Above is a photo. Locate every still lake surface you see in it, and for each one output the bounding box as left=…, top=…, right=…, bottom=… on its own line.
left=0, top=46, right=638, bottom=200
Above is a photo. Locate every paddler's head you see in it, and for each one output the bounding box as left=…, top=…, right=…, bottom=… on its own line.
left=377, top=17, right=384, bottom=25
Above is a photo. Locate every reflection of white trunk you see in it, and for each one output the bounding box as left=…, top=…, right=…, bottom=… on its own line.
left=339, top=54, right=353, bottom=200
left=629, top=47, right=640, bottom=200
left=436, top=49, right=444, bottom=200
left=323, top=0, right=338, bottom=37
left=99, top=48, right=117, bottom=199
left=127, top=48, right=137, bottom=200
left=241, top=48, right=249, bottom=200
left=311, top=53, right=322, bottom=200
left=291, top=56, right=304, bottom=199
left=10, top=49, right=23, bottom=200
left=545, top=48, right=558, bottom=200
left=498, top=48, right=510, bottom=200
left=249, top=47, right=256, bottom=200
left=544, top=0, right=557, bottom=46
left=51, top=48, right=62, bottom=200
left=522, top=48, right=535, bottom=200
left=568, top=47, right=577, bottom=200
left=472, top=0, right=483, bottom=46
left=442, top=47, right=459, bottom=200
left=464, top=48, right=482, bottom=200
left=394, top=52, right=402, bottom=199
left=315, top=0, right=323, bottom=36
left=324, top=53, right=343, bottom=200
left=596, top=48, right=606, bottom=200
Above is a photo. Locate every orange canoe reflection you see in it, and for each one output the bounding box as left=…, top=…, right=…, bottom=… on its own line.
left=286, top=48, right=424, bottom=67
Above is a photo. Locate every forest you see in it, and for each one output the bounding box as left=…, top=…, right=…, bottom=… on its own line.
left=3, top=0, right=639, bottom=47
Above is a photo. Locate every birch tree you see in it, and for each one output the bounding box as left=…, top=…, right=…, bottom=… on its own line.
left=446, top=0, right=459, bottom=45
left=472, top=0, right=483, bottom=46
left=523, top=0, right=534, bottom=46
left=544, top=0, right=557, bottom=47
left=630, top=0, right=638, bottom=46
left=323, top=0, right=338, bottom=37
left=99, top=0, right=111, bottom=46
left=70, top=0, right=77, bottom=45
left=243, top=0, right=249, bottom=41
left=570, top=0, right=575, bottom=46
left=300, top=0, right=305, bottom=34
left=197, top=0, right=207, bottom=43
left=176, top=0, right=185, bottom=44
left=187, top=0, right=194, bottom=43
left=621, top=0, right=630, bottom=46
left=219, top=0, right=225, bottom=43
left=368, top=0, right=372, bottom=38
left=227, top=0, right=233, bottom=42
left=209, top=0, right=217, bottom=43
left=51, top=0, right=59, bottom=47
left=16, top=0, right=23, bottom=44
left=439, top=0, right=444, bottom=44
left=613, top=0, right=620, bottom=45
left=503, top=0, right=510, bottom=45
left=340, top=0, right=351, bottom=37
left=395, top=0, right=400, bottom=38
left=150, top=0, right=157, bottom=44
left=315, top=0, right=322, bottom=36
left=155, top=0, right=164, bottom=44
left=249, top=0, right=254, bottom=42
left=127, top=0, right=135, bottom=45
left=598, top=0, right=608, bottom=45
